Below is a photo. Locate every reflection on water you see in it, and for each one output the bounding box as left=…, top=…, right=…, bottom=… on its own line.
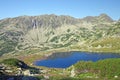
left=34, top=51, right=120, bottom=68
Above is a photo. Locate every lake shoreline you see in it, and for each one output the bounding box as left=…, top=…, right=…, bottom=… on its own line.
left=33, top=48, right=120, bottom=68
left=20, top=47, right=120, bottom=67
left=1, top=47, right=120, bottom=68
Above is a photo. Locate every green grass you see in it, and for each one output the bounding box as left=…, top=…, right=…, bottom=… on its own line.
left=0, top=40, right=17, bottom=56
left=73, top=58, right=120, bottom=79
left=90, top=37, right=120, bottom=52
left=1, top=58, right=22, bottom=67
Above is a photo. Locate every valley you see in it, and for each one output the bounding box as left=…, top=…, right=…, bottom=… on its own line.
left=0, top=14, right=120, bottom=80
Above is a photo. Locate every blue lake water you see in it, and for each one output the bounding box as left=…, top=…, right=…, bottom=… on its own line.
left=34, top=51, right=120, bottom=68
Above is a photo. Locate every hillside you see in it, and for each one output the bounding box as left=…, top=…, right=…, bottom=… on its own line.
left=0, top=14, right=120, bottom=56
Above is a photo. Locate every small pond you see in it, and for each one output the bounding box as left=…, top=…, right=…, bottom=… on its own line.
left=34, top=51, right=120, bottom=68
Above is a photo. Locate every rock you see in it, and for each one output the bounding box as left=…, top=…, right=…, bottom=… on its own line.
left=114, top=75, right=118, bottom=78
left=23, top=70, right=31, bottom=76
left=44, top=75, right=49, bottom=79
left=70, top=66, right=75, bottom=77
left=5, top=70, right=13, bottom=73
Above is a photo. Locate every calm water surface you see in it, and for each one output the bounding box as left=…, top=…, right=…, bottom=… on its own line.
left=34, top=51, right=120, bottom=68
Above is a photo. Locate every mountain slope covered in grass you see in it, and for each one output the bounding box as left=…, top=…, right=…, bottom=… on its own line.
left=0, top=14, right=120, bottom=56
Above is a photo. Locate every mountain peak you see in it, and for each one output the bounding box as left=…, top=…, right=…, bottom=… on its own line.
left=99, top=13, right=113, bottom=22
left=99, top=13, right=109, bottom=17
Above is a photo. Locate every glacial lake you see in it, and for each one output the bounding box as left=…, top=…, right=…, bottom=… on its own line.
left=34, top=51, right=120, bottom=68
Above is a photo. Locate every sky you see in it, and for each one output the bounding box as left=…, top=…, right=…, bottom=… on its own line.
left=0, top=0, right=120, bottom=20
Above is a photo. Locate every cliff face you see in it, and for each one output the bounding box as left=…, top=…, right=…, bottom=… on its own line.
left=0, top=14, right=120, bottom=56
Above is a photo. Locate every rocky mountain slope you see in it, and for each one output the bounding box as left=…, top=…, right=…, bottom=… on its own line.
left=0, top=58, right=40, bottom=80
left=0, top=13, right=120, bottom=56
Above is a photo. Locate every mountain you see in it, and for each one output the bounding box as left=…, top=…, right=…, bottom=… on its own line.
left=82, top=13, right=113, bottom=23
left=0, top=14, right=79, bottom=30
left=0, top=13, right=120, bottom=56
